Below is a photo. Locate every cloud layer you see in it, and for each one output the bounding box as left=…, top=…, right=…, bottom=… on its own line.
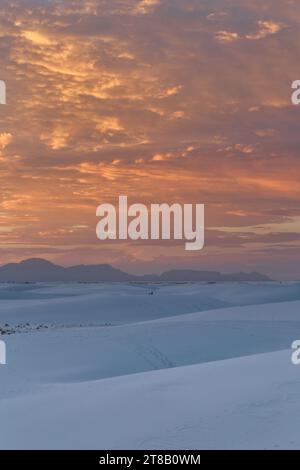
left=0, top=0, right=299, bottom=278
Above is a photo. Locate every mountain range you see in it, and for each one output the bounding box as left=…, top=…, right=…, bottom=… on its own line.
left=0, top=258, right=272, bottom=282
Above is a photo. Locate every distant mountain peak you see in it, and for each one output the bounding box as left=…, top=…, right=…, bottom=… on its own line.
left=19, top=258, right=58, bottom=267
left=0, top=258, right=273, bottom=283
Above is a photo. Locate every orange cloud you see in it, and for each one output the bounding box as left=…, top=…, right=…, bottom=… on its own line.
left=0, top=0, right=299, bottom=278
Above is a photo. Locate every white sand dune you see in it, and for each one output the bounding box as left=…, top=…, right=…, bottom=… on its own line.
left=0, top=281, right=299, bottom=327
left=1, top=350, right=299, bottom=450
left=0, top=282, right=299, bottom=449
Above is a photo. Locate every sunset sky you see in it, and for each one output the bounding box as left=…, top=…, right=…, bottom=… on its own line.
left=0, top=0, right=300, bottom=279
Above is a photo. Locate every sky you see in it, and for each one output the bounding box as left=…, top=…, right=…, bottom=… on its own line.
left=0, top=0, right=300, bottom=279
